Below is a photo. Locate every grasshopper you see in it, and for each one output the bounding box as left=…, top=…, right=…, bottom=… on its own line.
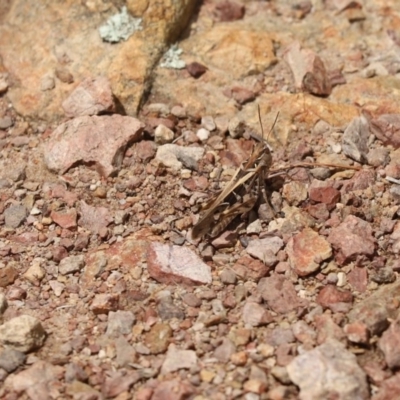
left=191, top=108, right=277, bottom=240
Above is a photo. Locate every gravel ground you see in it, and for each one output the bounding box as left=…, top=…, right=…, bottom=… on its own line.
left=1, top=1, right=400, bottom=399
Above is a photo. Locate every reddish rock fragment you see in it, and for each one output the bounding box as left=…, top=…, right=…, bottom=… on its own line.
left=90, top=293, right=119, bottom=315
left=232, top=255, right=270, bottom=280
left=186, top=62, right=207, bottom=78
left=223, top=86, right=256, bottom=105
left=309, top=180, right=341, bottom=208
left=214, top=0, right=245, bottom=22
left=283, top=41, right=332, bottom=96
left=344, top=321, right=369, bottom=344
left=135, top=140, right=157, bottom=161
left=378, top=318, right=400, bottom=369
left=50, top=208, right=77, bottom=229
left=102, top=371, right=140, bottom=398
left=0, top=265, right=18, bottom=287
left=371, top=114, right=400, bottom=148
left=62, top=76, right=115, bottom=117
left=373, top=373, right=400, bottom=400
left=147, top=242, right=212, bottom=285
left=7, top=361, right=63, bottom=399
left=44, top=115, right=144, bottom=177
left=258, top=274, right=308, bottom=314
left=327, top=215, right=375, bottom=265
left=347, top=266, right=368, bottom=292
left=286, top=227, right=332, bottom=276
left=316, top=285, right=353, bottom=313
left=306, top=203, right=329, bottom=220
left=151, top=379, right=195, bottom=400
left=315, top=315, right=346, bottom=344
left=341, top=169, right=375, bottom=193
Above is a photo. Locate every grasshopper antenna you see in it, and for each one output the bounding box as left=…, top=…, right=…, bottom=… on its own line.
left=257, top=104, right=279, bottom=143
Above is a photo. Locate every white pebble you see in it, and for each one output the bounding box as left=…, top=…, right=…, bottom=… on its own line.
left=196, top=128, right=210, bottom=141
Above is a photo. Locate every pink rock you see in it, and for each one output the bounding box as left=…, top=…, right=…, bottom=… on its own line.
left=316, top=285, right=353, bottom=313
left=135, top=140, right=157, bottom=161
left=62, top=76, right=115, bottom=117
left=78, top=201, right=112, bottom=235
left=258, top=274, right=308, bottom=314
left=232, top=255, right=270, bottom=280
left=292, top=320, right=316, bottom=345
left=50, top=208, right=77, bottom=229
left=283, top=41, right=332, bottom=96
left=151, top=379, right=195, bottom=400
left=101, top=371, right=140, bottom=398
left=147, top=242, right=212, bottom=285
left=223, top=86, right=256, bottom=105
left=344, top=321, right=369, bottom=344
left=8, top=361, right=63, bottom=397
left=44, top=115, right=144, bottom=177
left=378, top=319, right=400, bottom=369
left=286, top=227, right=332, bottom=276
left=315, top=315, right=346, bottom=344
left=371, top=114, right=400, bottom=148
left=341, top=169, right=376, bottom=193
left=372, top=373, right=400, bottom=400
left=214, top=0, right=245, bottom=22
left=327, top=215, right=375, bottom=264
left=309, top=180, right=341, bottom=207
left=306, top=203, right=329, bottom=220
left=347, top=266, right=368, bottom=292
left=242, top=302, right=273, bottom=327
left=90, top=293, right=119, bottom=315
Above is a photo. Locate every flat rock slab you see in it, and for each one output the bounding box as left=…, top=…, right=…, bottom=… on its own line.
left=147, top=242, right=212, bottom=285
left=44, top=115, right=144, bottom=177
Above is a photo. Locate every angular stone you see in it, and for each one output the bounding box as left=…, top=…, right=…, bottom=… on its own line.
left=246, top=236, right=284, bottom=266
left=348, top=281, right=400, bottom=335
left=258, top=274, right=308, bottom=314
left=44, top=115, right=144, bottom=177
left=378, top=318, right=400, bottom=369
left=0, top=348, right=26, bottom=372
left=327, top=215, right=375, bottom=265
left=78, top=201, right=112, bottom=235
left=62, top=76, right=115, bottom=117
left=316, top=285, right=353, bottom=313
left=147, top=242, right=212, bottom=285
left=0, top=264, right=19, bottom=287
left=59, top=255, right=85, bottom=275
left=106, top=310, right=135, bottom=336
left=0, top=315, right=46, bottom=353
left=161, top=344, right=198, bottom=374
left=4, top=204, right=28, bottom=228
left=50, top=208, right=77, bottom=229
left=287, top=339, right=369, bottom=400
left=286, top=227, right=332, bottom=276
left=90, top=293, right=119, bottom=315
left=342, top=116, right=370, bottom=163
left=144, top=323, right=172, bottom=355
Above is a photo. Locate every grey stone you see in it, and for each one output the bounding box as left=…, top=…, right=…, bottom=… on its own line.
left=0, top=348, right=26, bottom=372
left=59, top=255, right=85, bottom=275
left=4, top=204, right=28, bottom=228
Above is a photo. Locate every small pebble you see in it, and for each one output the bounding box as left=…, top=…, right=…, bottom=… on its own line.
left=201, top=116, right=216, bottom=131
left=196, top=128, right=210, bottom=141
